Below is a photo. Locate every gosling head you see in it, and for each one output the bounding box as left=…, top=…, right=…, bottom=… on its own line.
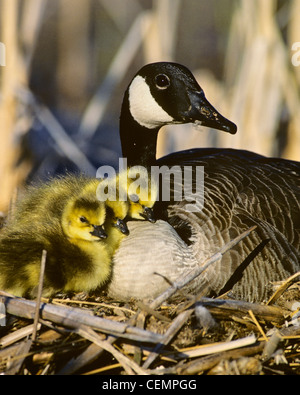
left=127, top=193, right=156, bottom=223
left=126, top=166, right=158, bottom=223
left=62, top=197, right=107, bottom=242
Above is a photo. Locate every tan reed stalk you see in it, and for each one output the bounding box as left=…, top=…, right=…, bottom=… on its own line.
left=0, top=0, right=23, bottom=213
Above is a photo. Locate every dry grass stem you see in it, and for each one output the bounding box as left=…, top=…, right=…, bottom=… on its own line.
left=267, top=272, right=300, bottom=305
left=248, top=310, right=268, bottom=342
left=32, top=249, right=47, bottom=342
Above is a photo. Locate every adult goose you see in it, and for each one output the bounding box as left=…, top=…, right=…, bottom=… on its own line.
left=107, top=62, right=300, bottom=302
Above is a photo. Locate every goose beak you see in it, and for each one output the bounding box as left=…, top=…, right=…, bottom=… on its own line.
left=114, top=218, right=130, bottom=236
left=90, top=225, right=107, bottom=239
left=140, top=207, right=156, bottom=223
left=183, top=90, right=237, bottom=135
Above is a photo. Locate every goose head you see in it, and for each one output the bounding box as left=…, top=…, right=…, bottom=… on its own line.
left=120, top=62, right=237, bottom=166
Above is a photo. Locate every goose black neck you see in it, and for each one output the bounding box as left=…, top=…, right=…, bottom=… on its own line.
left=119, top=91, right=159, bottom=168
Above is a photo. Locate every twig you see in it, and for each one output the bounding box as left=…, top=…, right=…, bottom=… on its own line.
left=32, top=249, right=47, bottom=342
left=82, top=362, right=122, bottom=375
left=0, top=294, right=164, bottom=344
left=136, top=301, right=171, bottom=323
left=278, top=324, right=300, bottom=338
left=0, top=300, right=5, bottom=326
left=248, top=309, right=268, bottom=342
left=166, top=334, right=257, bottom=361
left=169, top=342, right=265, bottom=375
left=42, top=297, right=135, bottom=316
left=199, top=297, right=285, bottom=324
left=262, top=330, right=282, bottom=361
left=267, top=271, right=300, bottom=305
left=2, top=339, right=33, bottom=375
left=75, top=325, right=148, bottom=375
left=0, top=323, right=41, bottom=348
left=57, top=342, right=107, bottom=375
left=142, top=309, right=193, bottom=369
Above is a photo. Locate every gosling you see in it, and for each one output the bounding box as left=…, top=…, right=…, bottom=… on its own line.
left=0, top=175, right=129, bottom=298
left=96, top=166, right=158, bottom=223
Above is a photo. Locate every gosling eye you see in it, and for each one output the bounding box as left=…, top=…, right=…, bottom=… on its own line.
left=155, top=74, right=170, bottom=90
left=79, top=216, right=88, bottom=223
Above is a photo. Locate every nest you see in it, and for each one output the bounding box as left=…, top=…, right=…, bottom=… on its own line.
left=0, top=228, right=300, bottom=376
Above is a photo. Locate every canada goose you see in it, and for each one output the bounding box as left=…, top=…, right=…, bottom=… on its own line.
left=107, top=62, right=300, bottom=302
left=0, top=175, right=130, bottom=297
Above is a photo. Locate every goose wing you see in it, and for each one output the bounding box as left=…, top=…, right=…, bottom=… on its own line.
left=155, top=148, right=300, bottom=301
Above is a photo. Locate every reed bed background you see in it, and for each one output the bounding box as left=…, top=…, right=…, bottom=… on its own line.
left=0, top=0, right=300, bottom=213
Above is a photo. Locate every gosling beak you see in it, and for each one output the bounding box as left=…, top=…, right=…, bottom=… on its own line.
left=140, top=206, right=156, bottom=223
left=181, top=90, right=237, bottom=135
left=114, top=218, right=129, bottom=236
left=90, top=225, right=107, bottom=239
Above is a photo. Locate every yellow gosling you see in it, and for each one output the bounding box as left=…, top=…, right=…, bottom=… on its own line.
left=0, top=175, right=127, bottom=298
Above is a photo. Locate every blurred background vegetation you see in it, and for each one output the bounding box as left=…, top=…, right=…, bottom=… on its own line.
left=0, top=0, right=300, bottom=212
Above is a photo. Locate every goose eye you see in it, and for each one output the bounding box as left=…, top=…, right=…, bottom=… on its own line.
left=155, top=74, right=170, bottom=89
left=79, top=216, right=88, bottom=223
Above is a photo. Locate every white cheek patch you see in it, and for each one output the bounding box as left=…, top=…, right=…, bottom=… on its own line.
left=128, top=75, right=174, bottom=129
